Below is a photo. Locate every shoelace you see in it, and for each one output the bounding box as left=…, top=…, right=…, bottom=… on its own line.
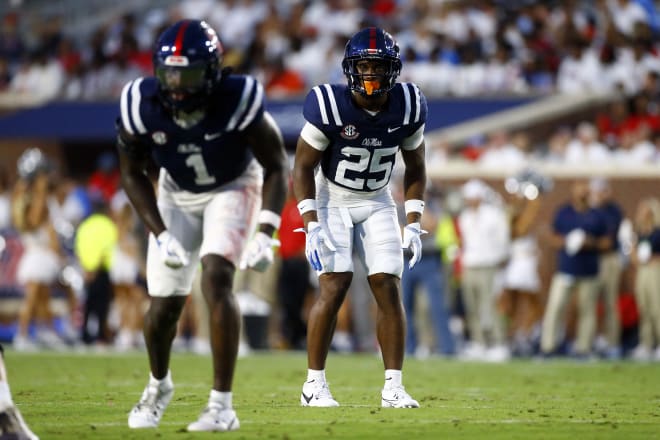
left=137, top=386, right=162, bottom=413
left=316, top=382, right=334, bottom=400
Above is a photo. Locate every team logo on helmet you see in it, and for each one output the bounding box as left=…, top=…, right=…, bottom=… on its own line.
left=152, top=131, right=168, bottom=145
left=164, top=55, right=189, bottom=66
left=341, top=124, right=359, bottom=140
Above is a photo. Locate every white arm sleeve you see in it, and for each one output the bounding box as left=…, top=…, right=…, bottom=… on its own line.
left=401, top=124, right=425, bottom=150
left=300, top=122, right=330, bottom=151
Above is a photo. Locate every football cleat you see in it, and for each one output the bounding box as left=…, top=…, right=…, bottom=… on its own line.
left=0, top=405, right=39, bottom=440
left=127, top=381, right=173, bottom=428
left=300, top=379, right=339, bottom=407
left=187, top=403, right=239, bottom=432
left=381, top=385, right=419, bottom=408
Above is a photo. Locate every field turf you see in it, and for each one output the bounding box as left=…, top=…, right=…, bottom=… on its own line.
left=3, top=351, right=660, bottom=439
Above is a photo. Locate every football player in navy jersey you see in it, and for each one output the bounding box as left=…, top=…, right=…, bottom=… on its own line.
left=293, top=27, right=426, bottom=408
left=116, top=20, right=287, bottom=432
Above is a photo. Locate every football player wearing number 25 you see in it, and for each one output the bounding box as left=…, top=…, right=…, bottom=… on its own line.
left=293, top=27, right=427, bottom=408
left=116, top=20, right=287, bottom=432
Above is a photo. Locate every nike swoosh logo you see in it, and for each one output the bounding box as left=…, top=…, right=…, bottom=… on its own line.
left=387, top=126, right=401, bottom=133
left=204, top=132, right=222, bottom=140
left=302, top=392, right=313, bottom=404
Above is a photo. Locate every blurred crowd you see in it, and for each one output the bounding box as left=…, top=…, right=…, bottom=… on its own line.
left=0, top=0, right=659, bottom=106
left=1, top=148, right=660, bottom=363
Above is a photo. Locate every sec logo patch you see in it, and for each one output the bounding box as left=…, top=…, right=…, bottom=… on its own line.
left=152, top=131, right=168, bottom=145
left=341, top=124, right=359, bottom=140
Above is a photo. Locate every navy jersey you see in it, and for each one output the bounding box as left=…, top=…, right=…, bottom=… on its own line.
left=118, top=74, right=264, bottom=193
left=596, top=201, right=624, bottom=251
left=553, top=204, right=608, bottom=276
left=638, top=228, right=660, bottom=255
left=302, top=83, right=427, bottom=192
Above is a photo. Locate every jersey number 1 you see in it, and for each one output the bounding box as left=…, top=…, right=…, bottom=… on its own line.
left=335, top=146, right=397, bottom=191
left=185, top=154, right=216, bottom=185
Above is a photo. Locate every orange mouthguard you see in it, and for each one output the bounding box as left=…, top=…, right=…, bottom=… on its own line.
left=364, top=80, right=380, bottom=95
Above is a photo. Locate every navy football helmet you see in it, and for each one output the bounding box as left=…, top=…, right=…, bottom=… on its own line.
left=153, top=19, right=223, bottom=113
left=342, top=27, right=401, bottom=97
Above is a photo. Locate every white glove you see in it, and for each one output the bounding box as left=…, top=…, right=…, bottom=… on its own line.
left=156, top=230, right=190, bottom=268
left=239, top=231, right=281, bottom=272
left=565, top=228, right=586, bottom=256
left=402, top=222, right=427, bottom=269
left=295, top=221, right=336, bottom=271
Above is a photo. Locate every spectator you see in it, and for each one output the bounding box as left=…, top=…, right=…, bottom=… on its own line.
left=401, top=191, right=456, bottom=358
left=563, top=121, right=611, bottom=164
left=74, top=194, right=117, bottom=345
left=87, top=152, right=120, bottom=203
left=540, top=179, right=611, bottom=358
left=590, top=177, right=626, bottom=359
left=276, top=184, right=310, bottom=350
left=11, top=149, right=66, bottom=351
left=499, top=170, right=547, bottom=356
left=109, top=193, right=146, bottom=351
left=458, top=179, right=511, bottom=361
left=630, top=197, right=660, bottom=361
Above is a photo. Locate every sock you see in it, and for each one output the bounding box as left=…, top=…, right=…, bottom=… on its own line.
left=384, top=369, right=402, bottom=388
left=210, top=389, right=232, bottom=409
left=149, top=370, right=172, bottom=390
left=0, top=381, right=13, bottom=411
left=307, top=369, right=326, bottom=383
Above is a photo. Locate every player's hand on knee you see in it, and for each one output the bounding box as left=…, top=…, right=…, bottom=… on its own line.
left=402, top=222, right=426, bottom=269
left=156, top=230, right=191, bottom=268
left=296, top=221, right=336, bottom=271
left=240, top=231, right=280, bottom=272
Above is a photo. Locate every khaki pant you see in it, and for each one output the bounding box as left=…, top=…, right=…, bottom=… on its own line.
left=462, top=266, right=505, bottom=346
left=634, top=260, right=660, bottom=350
left=598, top=252, right=623, bottom=347
left=541, top=273, right=600, bottom=354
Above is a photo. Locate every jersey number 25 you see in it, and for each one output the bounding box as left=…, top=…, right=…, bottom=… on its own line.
left=334, top=146, right=397, bottom=191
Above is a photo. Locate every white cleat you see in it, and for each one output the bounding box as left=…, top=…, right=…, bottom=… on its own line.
left=187, top=403, right=240, bottom=432
left=300, top=379, right=339, bottom=407
left=0, top=405, right=39, bottom=440
left=381, top=385, right=420, bottom=408
left=127, top=382, right=173, bottom=428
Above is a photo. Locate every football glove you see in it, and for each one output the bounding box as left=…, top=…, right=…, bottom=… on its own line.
left=295, top=221, right=336, bottom=271
left=239, top=231, right=281, bottom=272
left=402, top=222, right=427, bottom=269
left=156, top=230, right=190, bottom=269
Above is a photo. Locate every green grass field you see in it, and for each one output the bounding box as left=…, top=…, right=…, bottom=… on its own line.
left=3, top=350, right=660, bottom=439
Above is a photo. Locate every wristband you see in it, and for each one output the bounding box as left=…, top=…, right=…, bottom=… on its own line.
left=297, top=199, right=317, bottom=216
left=258, top=210, right=281, bottom=229
left=404, top=199, right=425, bottom=215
